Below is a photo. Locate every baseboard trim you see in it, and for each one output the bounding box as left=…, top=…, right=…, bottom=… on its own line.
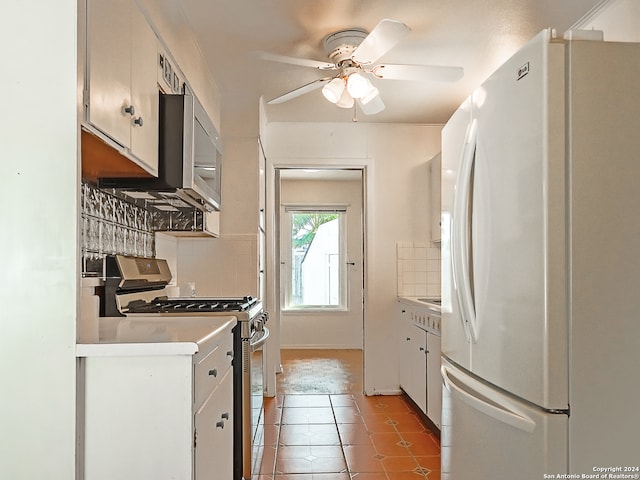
left=400, top=388, right=441, bottom=439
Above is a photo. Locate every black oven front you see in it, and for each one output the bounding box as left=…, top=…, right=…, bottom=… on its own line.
left=235, top=312, right=269, bottom=480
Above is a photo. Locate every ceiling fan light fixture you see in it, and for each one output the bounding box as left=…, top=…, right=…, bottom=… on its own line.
left=321, top=78, right=345, bottom=103
left=357, top=93, right=385, bottom=115
left=360, top=85, right=380, bottom=105
left=346, top=72, right=371, bottom=98
left=336, top=88, right=354, bottom=108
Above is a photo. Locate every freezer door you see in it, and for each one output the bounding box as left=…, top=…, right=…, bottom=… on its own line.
left=467, top=30, right=568, bottom=409
left=441, top=359, right=567, bottom=479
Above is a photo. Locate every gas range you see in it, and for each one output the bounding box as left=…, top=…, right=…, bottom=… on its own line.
left=101, top=255, right=266, bottom=339
left=99, top=254, right=268, bottom=480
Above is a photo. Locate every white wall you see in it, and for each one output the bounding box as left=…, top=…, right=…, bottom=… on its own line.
left=173, top=235, right=258, bottom=297
left=574, top=0, right=640, bottom=42
left=263, top=122, right=441, bottom=394
left=139, top=0, right=263, bottom=298
left=0, top=1, right=78, bottom=477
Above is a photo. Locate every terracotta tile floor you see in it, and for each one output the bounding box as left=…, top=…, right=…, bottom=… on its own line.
left=256, top=349, right=441, bottom=480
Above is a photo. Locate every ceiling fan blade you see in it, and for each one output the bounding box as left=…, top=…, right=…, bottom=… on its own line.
left=257, top=51, right=336, bottom=70
left=267, top=77, right=334, bottom=105
left=357, top=94, right=385, bottom=115
left=352, top=19, right=411, bottom=65
left=371, top=64, right=464, bottom=82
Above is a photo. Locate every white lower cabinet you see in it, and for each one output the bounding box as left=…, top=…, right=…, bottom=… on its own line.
left=80, top=321, right=234, bottom=480
left=399, top=306, right=427, bottom=413
left=195, top=368, right=233, bottom=480
left=397, top=299, right=442, bottom=429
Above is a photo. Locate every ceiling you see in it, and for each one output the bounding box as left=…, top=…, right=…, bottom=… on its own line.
left=176, top=0, right=605, bottom=127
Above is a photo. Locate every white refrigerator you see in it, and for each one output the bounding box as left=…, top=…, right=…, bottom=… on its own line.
left=440, top=29, right=640, bottom=478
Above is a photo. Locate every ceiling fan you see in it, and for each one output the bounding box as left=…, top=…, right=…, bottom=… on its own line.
left=261, top=19, right=464, bottom=115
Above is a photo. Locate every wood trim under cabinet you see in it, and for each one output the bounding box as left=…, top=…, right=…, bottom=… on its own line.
left=81, top=128, right=153, bottom=183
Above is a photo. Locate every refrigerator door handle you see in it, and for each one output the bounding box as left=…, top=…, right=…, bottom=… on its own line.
left=442, top=363, right=536, bottom=433
left=451, top=119, right=479, bottom=342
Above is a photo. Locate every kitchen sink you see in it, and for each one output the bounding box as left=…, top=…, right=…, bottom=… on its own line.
left=418, top=298, right=441, bottom=305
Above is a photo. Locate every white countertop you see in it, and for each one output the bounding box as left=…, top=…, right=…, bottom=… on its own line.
left=76, top=315, right=237, bottom=357
left=398, top=296, right=442, bottom=314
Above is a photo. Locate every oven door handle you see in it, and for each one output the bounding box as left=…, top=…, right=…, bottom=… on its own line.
left=250, top=327, right=270, bottom=352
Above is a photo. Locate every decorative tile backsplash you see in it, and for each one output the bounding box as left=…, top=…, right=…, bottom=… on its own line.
left=81, top=183, right=155, bottom=274
left=396, top=241, right=441, bottom=298
left=81, top=183, right=213, bottom=275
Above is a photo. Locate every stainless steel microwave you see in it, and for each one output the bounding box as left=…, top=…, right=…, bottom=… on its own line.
left=100, top=90, right=222, bottom=212
left=159, top=91, right=222, bottom=211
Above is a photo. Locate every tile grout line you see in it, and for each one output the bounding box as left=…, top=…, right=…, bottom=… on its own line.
left=329, top=393, right=364, bottom=480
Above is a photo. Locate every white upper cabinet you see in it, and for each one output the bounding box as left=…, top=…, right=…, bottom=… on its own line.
left=86, top=0, right=159, bottom=175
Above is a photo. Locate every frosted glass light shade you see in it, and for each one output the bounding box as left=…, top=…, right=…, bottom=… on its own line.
left=336, top=88, right=354, bottom=108
left=346, top=72, right=370, bottom=98
left=360, top=86, right=380, bottom=105
left=321, top=78, right=345, bottom=103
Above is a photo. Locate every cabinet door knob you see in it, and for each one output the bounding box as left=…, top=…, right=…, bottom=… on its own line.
left=221, top=412, right=230, bottom=420
left=209, top=368, right=218, bottom=377
left=226, top=350, right=234, bottom=358
left=216, top=421, right=225, bottom=429
left=122, top=105, right=135, bottom=116
left=133, top=117, right=144, bottom=127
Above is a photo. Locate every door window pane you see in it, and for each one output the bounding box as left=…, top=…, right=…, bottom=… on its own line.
left=285, top=211, right=345, bottom=309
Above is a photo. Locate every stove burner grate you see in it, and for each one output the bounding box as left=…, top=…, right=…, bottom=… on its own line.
left=125, top=296, right=257, bottom=314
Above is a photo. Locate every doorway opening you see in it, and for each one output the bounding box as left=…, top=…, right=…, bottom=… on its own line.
left=275, top=167, right=365, bottom=390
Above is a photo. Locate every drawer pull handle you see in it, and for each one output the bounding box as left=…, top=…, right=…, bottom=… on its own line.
left=221, top=412, right=229, bottom=420
left=216, top=421, right=225, bottom=429
left=209, top=368, right=218, bottom=377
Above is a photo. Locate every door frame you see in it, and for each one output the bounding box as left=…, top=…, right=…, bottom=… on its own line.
left=263, top=160, right=371, bottom=397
